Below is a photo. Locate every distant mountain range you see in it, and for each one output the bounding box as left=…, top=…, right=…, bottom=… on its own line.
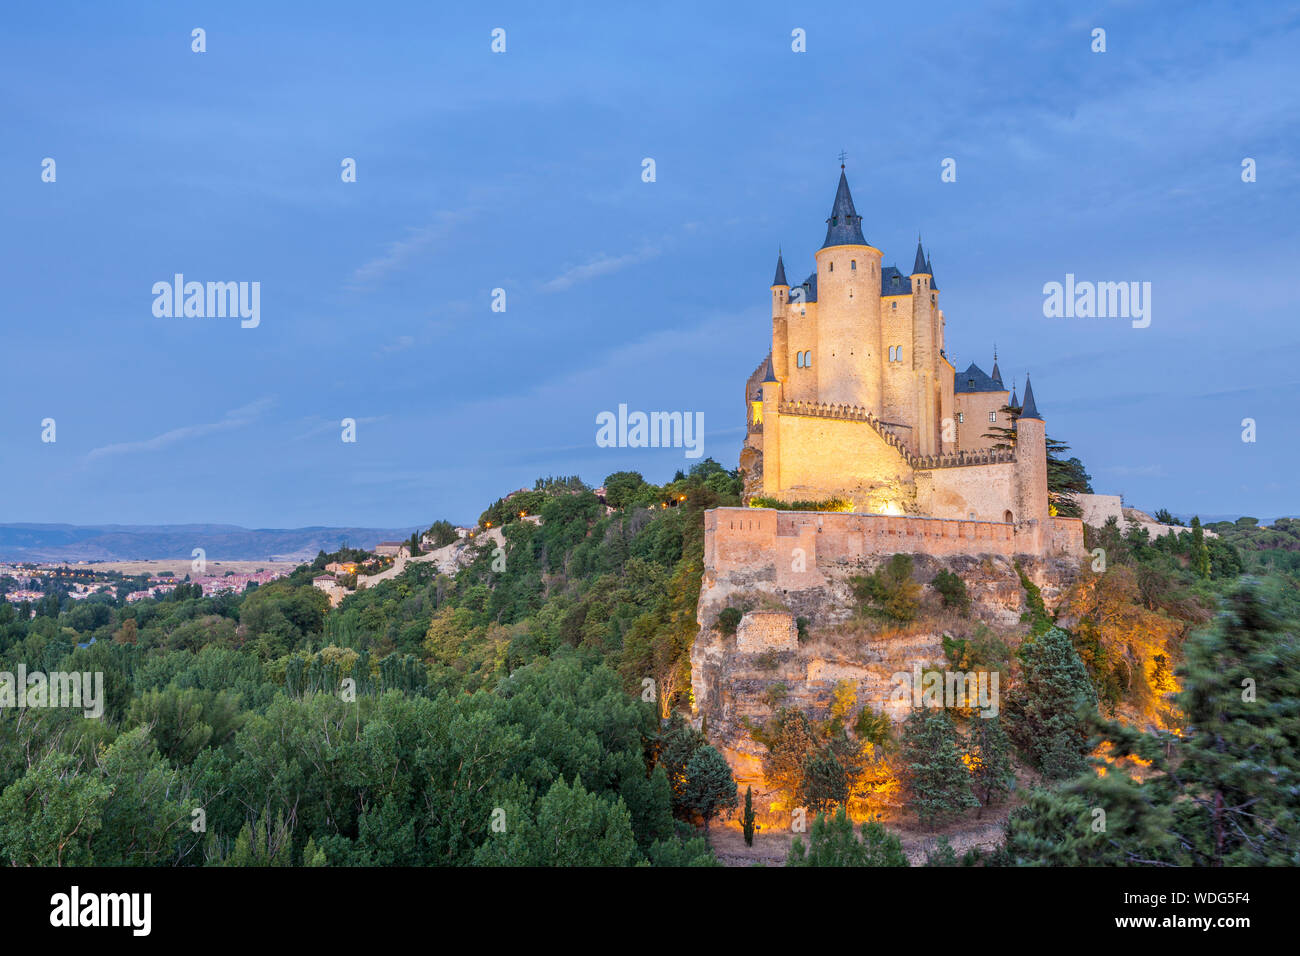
left=0, top=523, right=423, bottom=563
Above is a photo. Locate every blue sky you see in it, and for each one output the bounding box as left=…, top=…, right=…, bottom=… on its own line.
left=3, top=0, right=1297, bottom=527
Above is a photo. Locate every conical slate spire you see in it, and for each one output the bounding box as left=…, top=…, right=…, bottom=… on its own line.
left=772, top=249, right=788, bottom=287
left=926, top=255, right=938, bottom=290
left=1020, top=374, right=1042, bottom=420
left=821, top=169, right=867, bottom=248
left=762, top=354, right=777, bottom=383
left=1010, top=379, right=1019, bottom=408
left=991, top=347, right=1002, bottom=386
left=911, top=237, right=929, bottom=275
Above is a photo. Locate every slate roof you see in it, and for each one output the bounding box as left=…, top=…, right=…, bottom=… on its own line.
left=794, top=271, right=818, bottom=303
left=881, top=265, right=910, bottom=296
left=1020, top=374, right=1042, bottom=419
left=911, top=239, right=929, bottom=275
left=821, top=169, right=869, bottom=248
left=773, top=250, right=787, bottom=287
left=955, top=362, right=1008, bottom=394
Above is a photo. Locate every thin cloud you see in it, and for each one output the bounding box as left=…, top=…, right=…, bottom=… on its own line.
left=291, top=415, right=387, bottom=441
left=86, top=398, right=275, bottom=462
left=348, top=210, right=471, bottom=287
left=542, top=246, right=660, bottom=292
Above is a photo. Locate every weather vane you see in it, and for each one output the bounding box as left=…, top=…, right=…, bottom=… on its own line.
left=838, top=150, right=847, bottom=168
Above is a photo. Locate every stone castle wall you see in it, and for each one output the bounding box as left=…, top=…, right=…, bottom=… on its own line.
left=735, top=611, right=799, bottom=653
left=705, top=507, right=1085, bottom=590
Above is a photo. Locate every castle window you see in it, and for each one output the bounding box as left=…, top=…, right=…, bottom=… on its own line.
left=968, top=378, right=975, bottom=388
left=851, top=260, right=857, bottom=270
left=888, top=346, right=895, bottom=362
left=795, top=351, right=803, bottom=368
left=828, top=261, right=833, bottom=272
left=1004, top=510, right=1013, bottom=524
left=891, top=302, right=897, bottom=310
left=957, top=412, right=964, bottom=423
left=931, top=294, right=936, bottom=304
left=989, top=411, right=996, bottom=423
left=805, top=351, right=812, bottom=367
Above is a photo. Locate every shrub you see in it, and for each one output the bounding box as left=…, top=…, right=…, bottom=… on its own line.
left=931, top=569, right=970, bottom=614
left=716, top=607, right=742, bottom=636
left=850, top=554, right=920, bottom=622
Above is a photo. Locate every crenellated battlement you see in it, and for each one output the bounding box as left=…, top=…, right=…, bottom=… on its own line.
left=775, top=400, right=1015, bottom=469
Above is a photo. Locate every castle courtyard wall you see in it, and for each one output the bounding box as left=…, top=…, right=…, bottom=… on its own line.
left=917, top=461, right=1018, bottom=522
left=771, top=411, right=914, bottom=511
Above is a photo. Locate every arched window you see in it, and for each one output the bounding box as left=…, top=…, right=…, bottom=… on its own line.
left=851, top=260, right=857, bottom=270
left=896, top=345, right=904, bottom=363
left=828, top=261, right=834, bottom=272
left=795, top=351, right=803, bottom=368
left=804, top=350, right=812, bottom=368
left=1003, top=510, right=1013, bottom=523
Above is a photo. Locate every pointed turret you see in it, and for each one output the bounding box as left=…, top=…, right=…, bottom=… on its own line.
left=1010, top=379, right=1019, bottom=409
left=926, top=255, right=938, bottom=290
left=821, top=168, right=867, bottom=248
left=1020, top=374, right=1042, bottom=420
left=762, top=355, right=777, bottom=384
left=991, top=347, right=1002, bottom=386
left=911, top=237, right=929, bottom=275
left=772, top=249, right=788, bottom=287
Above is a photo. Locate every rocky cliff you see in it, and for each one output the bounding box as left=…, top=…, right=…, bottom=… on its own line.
left=690, top=543, right=1081, bottom=822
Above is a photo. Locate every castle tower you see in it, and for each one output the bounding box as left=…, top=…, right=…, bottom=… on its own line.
left=813, top=167, right=883, bottom=410
left=759, top=357, right=782, bottom=495
left=909, top=238, right=939, bottom=455
left=771, top=250, right=790, bottom=381
left=1014, top=374, right=1050, bottom=539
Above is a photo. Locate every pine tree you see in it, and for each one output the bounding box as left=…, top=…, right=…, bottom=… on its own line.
left=900, top=708, right=978, bottom=824
left=968, top=714, right=1015, bottom=812
left=798, top=747, right=849, bottom=814
left=787, top=807, right=908, bottom=866
left=682, top=746, right=738, bottom=837
left=742, top=786, right=755, bottom=847
left=1004, top=627, right=1097, bottom=779
left=1001, top=581, right=1300, bottom=865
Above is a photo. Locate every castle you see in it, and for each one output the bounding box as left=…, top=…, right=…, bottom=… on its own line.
left=733, top=166, right=1084, bottom=561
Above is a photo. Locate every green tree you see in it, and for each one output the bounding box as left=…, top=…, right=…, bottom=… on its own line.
left=682, top=746, right=738, bottom=836
left=473, top=777, right=641, bottom=866
left=900, top=708, right=978, bottom=824
left=741, top=786, right=756, bottom=847
left=1003, top=627, right=1098, bottom=779
left=0, top=750, right=109, bottom=866
left=758, top=707, right=818, bottom=808
left=967, top=715, right=1015, bottom=812
left=798, top=747, right=849, bottom=814
left=931, top=569, right=970, bottom=614
left=850, top=554, right=920, bottom=622
left=788, top=807, right=908, bottom=866
left=1191, top=516, right=1212, bottom=579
